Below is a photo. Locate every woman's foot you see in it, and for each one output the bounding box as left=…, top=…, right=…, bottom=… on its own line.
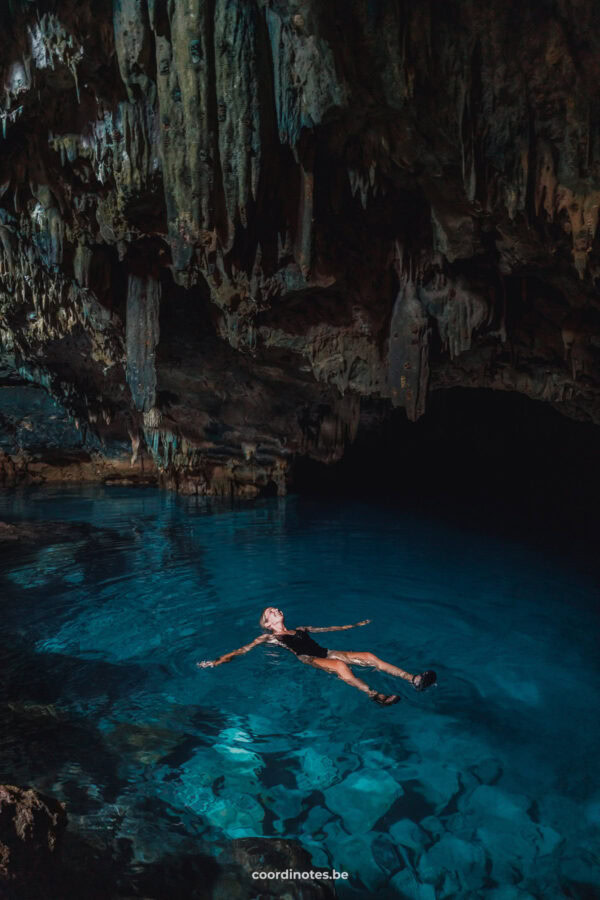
left=411, top=670, right=437, bottom=692
left=369, top=691, right=400, bottom=706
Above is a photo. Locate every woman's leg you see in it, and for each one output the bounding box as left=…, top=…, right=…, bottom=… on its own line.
left=327, top=651, right=436, bottom=690
left=304, top=657, right=399, bottom=705
left=327, top=650, right=414, bottom=681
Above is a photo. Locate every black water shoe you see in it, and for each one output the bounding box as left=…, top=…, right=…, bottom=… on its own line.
left=370, top=692, right=401, bottom=705
left=412, top=671, right=437, bottom=692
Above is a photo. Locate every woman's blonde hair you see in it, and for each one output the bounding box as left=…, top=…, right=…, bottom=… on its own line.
left=259, top=607, right=274, bottom=629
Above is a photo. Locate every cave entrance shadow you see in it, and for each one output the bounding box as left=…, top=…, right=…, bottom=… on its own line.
left=292, top=388, right=600, bottom=565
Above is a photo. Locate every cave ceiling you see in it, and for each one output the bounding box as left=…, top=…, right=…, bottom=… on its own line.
left=1, top=0, right=599, bottom=495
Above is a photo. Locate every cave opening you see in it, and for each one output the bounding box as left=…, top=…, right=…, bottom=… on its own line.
left=292, top=389, right=600, bottom=555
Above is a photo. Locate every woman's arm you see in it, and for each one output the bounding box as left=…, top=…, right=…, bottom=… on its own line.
left=301, top=620, right=371, bottom=633
left=197, top=634, right=268, bottom=668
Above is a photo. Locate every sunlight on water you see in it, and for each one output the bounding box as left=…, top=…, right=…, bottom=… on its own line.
left=0, top=485, right=599, bottom=898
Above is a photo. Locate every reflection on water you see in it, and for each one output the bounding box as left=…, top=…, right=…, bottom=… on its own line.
left=0, top=485, right=599, bottom=898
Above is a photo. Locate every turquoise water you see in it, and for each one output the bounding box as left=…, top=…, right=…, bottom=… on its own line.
left=1, top=486, right=599, bottom=898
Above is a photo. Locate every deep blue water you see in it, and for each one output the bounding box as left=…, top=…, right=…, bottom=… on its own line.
left=0, top=486, right=599, bottom=898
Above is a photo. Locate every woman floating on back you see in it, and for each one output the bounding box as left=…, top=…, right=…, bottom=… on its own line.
left=197, top=607, right=436, bottom=706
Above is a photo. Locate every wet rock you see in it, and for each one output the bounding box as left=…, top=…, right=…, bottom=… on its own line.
left=390, top=867, right=436, bottom=900
left=0, top=784, right=67, bottom=885
left=419, top=816, right=445, bottom=841
left=205, top=795, right=265, bottom=840
left=412, top=763, right=460, bottom=814
left=300, top=805, right=334, bottom=840
left=469, top=758, right=503, bottom=786
left=104, top=721, right=190, bottom=766
left=559, top=855, right=600, bottom=893
left=215, top=837, right=336, bottom=898
left=320, top=827, right=386, bottom=893
left=5, top=702, right=65, bottom=723
left=464, top=785, right=531, bottom=821
left=267, top=785, right=306, bottom=835
left=417, top=833, right=487, bottom=893
left=371, top=831, right=402, bottom=876
left=447, top=785, right=565, bottom=887
left=323, top=768, right=403, bottom=832
left=173, top=742, right=264, bottom=828
left=389, top=817, right=430, bottom=853
left=0, top=519, right=106, bottom=545
left=296, top=746, right=339, bottom=791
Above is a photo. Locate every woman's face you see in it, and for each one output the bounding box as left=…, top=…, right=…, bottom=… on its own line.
left=264, top=607, right=284, bottom=629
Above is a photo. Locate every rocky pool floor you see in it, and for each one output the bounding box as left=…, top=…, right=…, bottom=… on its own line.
left=1, top=486, right=599, bottom=898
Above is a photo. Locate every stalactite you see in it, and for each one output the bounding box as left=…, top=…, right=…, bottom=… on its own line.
left=125, top=273, right=161, bottom=413
left=265, top=4, right=347, bottom=149
left=0, top=225, right=15, bottom=275
left=156, top=0, right=216, bottom=264
left=388, top=274, right=430, bottom=421
left=294, top=162, right=313, bottom=277
left=419, top=271, right=492, bottom=360
left=73, top=244, right=92, bottom=289
left=214, top=0, right=262, bottom=249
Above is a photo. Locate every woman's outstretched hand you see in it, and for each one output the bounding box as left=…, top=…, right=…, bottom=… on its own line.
left=196, top=660, right=215, bottom=668
left=356, top=619, right=371, bottom=626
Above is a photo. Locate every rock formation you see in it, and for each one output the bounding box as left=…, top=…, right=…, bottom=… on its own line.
left=0, top=0, right=599, bottom=496
left=0, top=781, right=332, bottom=899
left=214, top=837, right=336, bottom=898
left=0, top=784, right=67, bottom=889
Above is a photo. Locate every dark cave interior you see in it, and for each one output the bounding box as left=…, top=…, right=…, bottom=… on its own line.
left=293, top=389, right=600, bottom=557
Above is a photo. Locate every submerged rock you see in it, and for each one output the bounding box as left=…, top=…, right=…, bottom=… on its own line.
left=324, top=768, right=403, bottom=832
left=204, top=795, right=265, bottom=839
left=321, top=829, right=387, bottom=893
left=390, top=867, right=436, bottom=900
left=389, top=818, right=430, bottom=853
left=103, top=721, right=191, bottom=766
left=412, top=763, right=460, bottom=814
left=0, top=519, right=104, bottom=545
left=417, top=833, right=487, bottom=893
left=296, top=746, right=340, bottom=791
left=215, top=837, right=336, bottom=898
left=443, top=782, right=566, bottom=890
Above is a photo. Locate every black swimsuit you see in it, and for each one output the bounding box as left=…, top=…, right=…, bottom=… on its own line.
left=275, top=629, right=329, bottom=659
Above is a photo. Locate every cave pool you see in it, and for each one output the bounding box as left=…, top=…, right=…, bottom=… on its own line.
left=1, top=485, right=599, bottom=898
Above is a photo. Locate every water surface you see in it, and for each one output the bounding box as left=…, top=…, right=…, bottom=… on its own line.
left=0, top=486, right=598, bottom=898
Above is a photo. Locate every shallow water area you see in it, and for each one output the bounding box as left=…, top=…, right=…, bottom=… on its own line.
left=1, top=485, right=599, bottom=898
